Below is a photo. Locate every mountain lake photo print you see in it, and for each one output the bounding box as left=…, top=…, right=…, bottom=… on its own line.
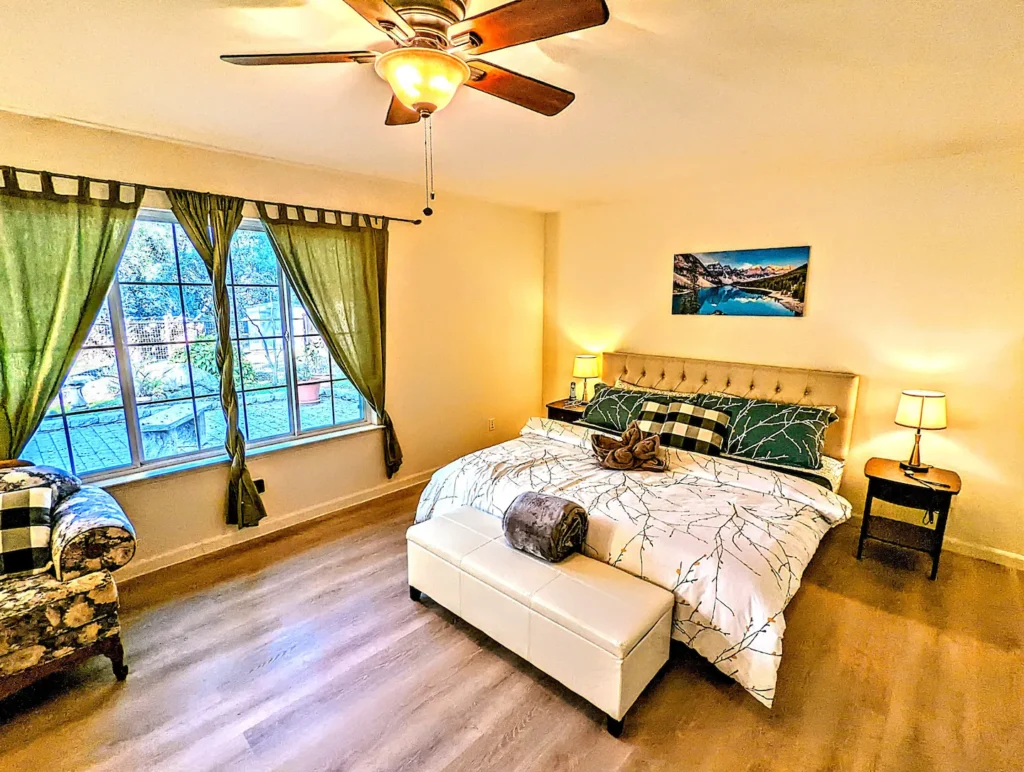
left=672, top=246, right=810, bottom=317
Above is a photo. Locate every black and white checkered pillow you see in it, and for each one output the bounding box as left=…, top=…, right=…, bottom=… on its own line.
left=636, top=400, right=671, bottom=436
left=0, top=486, right=54, bottom=577
left=657, top=401, right=731, bottom=456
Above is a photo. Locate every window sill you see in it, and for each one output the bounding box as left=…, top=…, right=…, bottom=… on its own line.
left=88, top=422, right=382, bottom=489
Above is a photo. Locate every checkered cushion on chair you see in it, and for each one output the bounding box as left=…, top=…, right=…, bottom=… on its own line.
left=653, top=401, right=731, bottom=456
left=0, top=487, right=53, bottom=578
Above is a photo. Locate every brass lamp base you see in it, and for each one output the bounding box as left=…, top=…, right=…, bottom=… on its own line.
left=899, top=460, right=932, bottom=473
left=579, top=376, right=593, bottom=405
left=900, top=430, right=931, bottom=473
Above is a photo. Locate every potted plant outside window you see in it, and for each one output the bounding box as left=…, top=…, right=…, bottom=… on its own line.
left=295, top=348, right=328, bottom=405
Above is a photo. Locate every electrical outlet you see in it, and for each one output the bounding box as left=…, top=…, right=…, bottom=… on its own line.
left=254, top=478, right=266, bottom=494
left=488, top=418, right=496, bottom=431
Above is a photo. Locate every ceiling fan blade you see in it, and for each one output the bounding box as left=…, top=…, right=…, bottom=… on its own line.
left=221, top=51, right=376, bottom=66
left=448, top=0, right=609, bottom=55
left=342, top=0, right=416, bottom=42
left=385, top=96, right=422, bottom=126
left=466, top=61, right=575, bottom=116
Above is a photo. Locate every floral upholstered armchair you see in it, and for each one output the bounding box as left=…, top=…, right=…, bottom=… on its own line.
left=0, top=462, right=136, bottom=701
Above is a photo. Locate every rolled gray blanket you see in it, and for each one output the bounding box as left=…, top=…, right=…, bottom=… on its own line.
left=502, top=492, right=589, bottom=563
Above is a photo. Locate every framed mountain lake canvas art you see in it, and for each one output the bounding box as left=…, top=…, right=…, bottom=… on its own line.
left=672, top=246, right=810, bottom=317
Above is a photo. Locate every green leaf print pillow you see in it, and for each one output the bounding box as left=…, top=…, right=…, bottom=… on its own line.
left=697, top=394, right=837, bottom=470
left=581, top=385, right=697, bottom=434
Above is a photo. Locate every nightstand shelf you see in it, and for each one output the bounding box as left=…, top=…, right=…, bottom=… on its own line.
left=862, top=516, right=936, bottom=554
left=857, top=457, right=961, bottom=580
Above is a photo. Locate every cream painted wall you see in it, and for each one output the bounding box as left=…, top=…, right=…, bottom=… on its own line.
left=0, top=111, right=546, bottom=576
left=543, top=147, right=1024, bottom=560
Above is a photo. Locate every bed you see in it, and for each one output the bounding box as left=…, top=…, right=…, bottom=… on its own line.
left=416, top=352, right=860, bottom=708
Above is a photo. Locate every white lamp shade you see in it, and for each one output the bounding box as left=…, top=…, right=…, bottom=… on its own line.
left=572, top=355, right=600, bottom=379
left=895, top=390, right=947, bottom=430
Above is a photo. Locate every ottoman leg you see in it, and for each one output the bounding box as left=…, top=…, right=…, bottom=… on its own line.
left=607, top=715, right=624, bottom=738
left=105, top=634, right=129, bottom=681
left=410, top=586, right=422, bottom=602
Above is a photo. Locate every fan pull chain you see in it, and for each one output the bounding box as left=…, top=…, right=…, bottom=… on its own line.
left=428, top=115, right=435, bottom=205
left=423, top=113, right=435, bottom=217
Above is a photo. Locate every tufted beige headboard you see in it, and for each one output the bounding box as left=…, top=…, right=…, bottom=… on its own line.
left=603, top=351, right=860, bottom=461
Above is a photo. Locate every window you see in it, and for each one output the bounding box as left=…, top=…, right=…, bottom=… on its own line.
left=22, top=210, right=366, bottom=478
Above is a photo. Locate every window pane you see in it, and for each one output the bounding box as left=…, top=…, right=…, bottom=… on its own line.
left=187, top=342, right=222, bottom=398
left=129, top=344, right=195, bottom=403
left=243, top=388, right=291, bottom=441
left=330, top=356, right=347, bottom=381
left=183, top=285, right=221, bottom=342
left=175, top=225, right=210, bottom=284
left=84, top=300, right=115, bottom=348
left=234, top=286, right=282, bottom=338
left=22, top=217, right=378, bottom=474
left=119, top=221, right=177, bottom=283
left=289, top=291, right=316, bottom=336
left=67, top=409, right=131, bottom=475
left=62, top=347, right=122, bottom=412
left=121, top=284, right=186, bottom=344
left=293, top=335, right=331, bottom=383
left=333, top=379, right=363, bottom=424
left=139, top=399, right=201, bottom=461
left=299, top=382, right=333, bottom=432
left=22, top=416, right=71, bottom=471
left=239, top=338, right=287, bottom=390
left=230, top=230, right=279, bottom=285
left=196, top=396, right=225, bottom=450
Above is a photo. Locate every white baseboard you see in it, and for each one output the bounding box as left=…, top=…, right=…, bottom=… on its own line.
left=117, top=468, right=438, bottom=582
left=847, top=514, right=1024, bottom=572
left=943, top=536, right=1024, bottom=572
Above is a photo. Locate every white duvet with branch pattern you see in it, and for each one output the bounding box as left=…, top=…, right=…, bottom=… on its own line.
left=415, top=417, right=852, bottom=708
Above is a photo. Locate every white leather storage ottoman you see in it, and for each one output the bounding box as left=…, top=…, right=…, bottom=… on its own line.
left=407, top=506, right=674, bottom=736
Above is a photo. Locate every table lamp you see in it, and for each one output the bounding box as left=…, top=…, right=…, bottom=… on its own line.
left=894, top=390, right=947, bottom=472
left=573, top=355, right=600, bottom=404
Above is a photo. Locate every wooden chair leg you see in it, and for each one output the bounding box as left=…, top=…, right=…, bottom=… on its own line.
left=105, top=634, right=129, bottom=681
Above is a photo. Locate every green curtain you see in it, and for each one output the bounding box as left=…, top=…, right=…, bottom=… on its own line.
left=168, top=190, right=267, bottom=529
left=0, top=168, right=142, bottom=459
left=257, top=204, right=402, bottom=478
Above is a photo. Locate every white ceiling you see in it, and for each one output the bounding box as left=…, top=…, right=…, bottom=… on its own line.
left=1, top=0, right=1021, bottom=210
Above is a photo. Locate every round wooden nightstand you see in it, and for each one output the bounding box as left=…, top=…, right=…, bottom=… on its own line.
left=546, top=399, right=587, bottom=425
left=857, top=457, right=962, bottom=580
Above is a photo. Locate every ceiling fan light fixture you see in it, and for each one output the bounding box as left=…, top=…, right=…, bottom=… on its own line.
left=374, top=47, right=470, bottom=116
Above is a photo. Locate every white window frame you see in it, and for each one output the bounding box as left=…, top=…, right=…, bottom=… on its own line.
left=35, top=209, right=369, bottom=483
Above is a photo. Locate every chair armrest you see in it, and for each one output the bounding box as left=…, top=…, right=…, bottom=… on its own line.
left=51, top=486, right=137, bottom=581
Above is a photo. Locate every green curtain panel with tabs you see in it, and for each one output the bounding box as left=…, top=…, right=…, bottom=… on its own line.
left=168, top=190, right=267, bottom=529
left=0, top=168, right=143, bottom=460
left=257, top=204, right=402, bottom=478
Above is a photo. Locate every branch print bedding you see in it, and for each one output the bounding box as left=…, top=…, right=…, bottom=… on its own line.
left=415, top=418, right=852, bottom=708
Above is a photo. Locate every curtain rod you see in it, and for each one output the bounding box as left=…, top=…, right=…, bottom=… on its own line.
left=2, top=164, right=424, bottom=226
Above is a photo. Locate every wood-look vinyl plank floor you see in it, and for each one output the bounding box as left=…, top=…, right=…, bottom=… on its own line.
left=0, top=485, right=1021, bottom=771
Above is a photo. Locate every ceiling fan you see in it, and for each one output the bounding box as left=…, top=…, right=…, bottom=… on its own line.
left=222, top=0, right=610, bottom=215
left=223, top=0, right=610, bottom=123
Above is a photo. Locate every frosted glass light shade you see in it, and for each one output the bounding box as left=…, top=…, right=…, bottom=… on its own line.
left=895, top=390, right=947, bottom=430
left=374, top=48, right=470, bottom=115
left=573, top=355, right=600, bottom=379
